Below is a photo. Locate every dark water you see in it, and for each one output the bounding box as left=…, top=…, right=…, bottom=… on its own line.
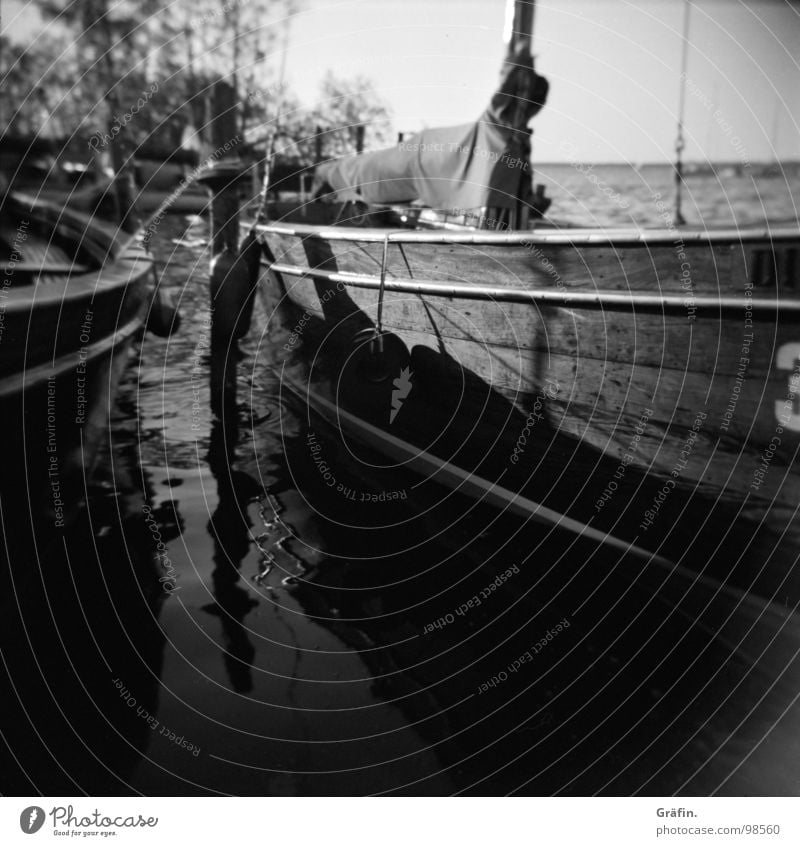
left=2, top=168, right=800, bottom=796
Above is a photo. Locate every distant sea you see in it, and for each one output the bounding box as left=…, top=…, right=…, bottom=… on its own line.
left=534, top=162, right=800, bottom=227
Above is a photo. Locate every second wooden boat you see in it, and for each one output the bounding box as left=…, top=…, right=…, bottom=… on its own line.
left=0, top=187, right=154, bottom=573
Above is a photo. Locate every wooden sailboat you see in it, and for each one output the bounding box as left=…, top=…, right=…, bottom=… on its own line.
left=237, top=0, right=800, bottom=599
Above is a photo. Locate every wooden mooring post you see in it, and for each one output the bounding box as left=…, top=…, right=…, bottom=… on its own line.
left=198, top=79, right=260, bottom=347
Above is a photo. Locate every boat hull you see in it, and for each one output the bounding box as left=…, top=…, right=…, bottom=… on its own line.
left=0, top=195, right=152, bottom=573
left=253, top=215, right=800, bottom=599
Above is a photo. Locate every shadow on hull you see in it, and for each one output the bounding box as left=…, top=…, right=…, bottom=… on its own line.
left=262, top=253, right=800, bottom=607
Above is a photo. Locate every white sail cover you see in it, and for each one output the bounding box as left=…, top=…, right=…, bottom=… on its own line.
left=313, top=47, right=548, bottom=213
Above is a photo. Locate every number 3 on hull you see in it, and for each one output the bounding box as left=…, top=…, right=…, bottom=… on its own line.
left=775, top=343, right=800, bottom=432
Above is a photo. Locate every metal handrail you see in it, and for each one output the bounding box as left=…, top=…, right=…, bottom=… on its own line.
left=267, top=261, right=800, bottom=313
left=255, top=220, right=800, bottom=247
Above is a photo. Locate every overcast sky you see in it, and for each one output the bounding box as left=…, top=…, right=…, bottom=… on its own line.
left=4, top=0, right=799, bottom=163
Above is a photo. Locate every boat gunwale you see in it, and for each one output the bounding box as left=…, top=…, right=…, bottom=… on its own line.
left=9, top=190, right=135, bottom=261
left=255, top=220, right=800, bottom=247
left=2, top=192, right=153, bottom=314
left=1, top=248, right=152, bottom=314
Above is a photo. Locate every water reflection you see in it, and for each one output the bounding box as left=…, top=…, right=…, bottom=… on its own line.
left=0, top=440, right=168, bottom=794
left=202, top=347, right=260, bottom=694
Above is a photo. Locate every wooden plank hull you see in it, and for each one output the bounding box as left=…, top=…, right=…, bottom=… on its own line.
left=253, top=215, right=800, bottom=598
left=0, top=195, right=152, bottom=572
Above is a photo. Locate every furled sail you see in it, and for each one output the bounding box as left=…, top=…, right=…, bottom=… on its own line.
left=313, top=45, right=548, bottom=216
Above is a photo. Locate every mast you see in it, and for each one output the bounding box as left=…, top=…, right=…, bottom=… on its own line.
left=674, top=0, right=692, bottom=226
left=504, top=0, right=534, bottom=54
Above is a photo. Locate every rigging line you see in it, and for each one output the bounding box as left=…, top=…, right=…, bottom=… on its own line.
left=674, top=0, right=692, bottom=226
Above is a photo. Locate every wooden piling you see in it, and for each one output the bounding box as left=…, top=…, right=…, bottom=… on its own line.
left=207, top=80, right=242, bottom=255
left=198, top=79, right=257, bottom=346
